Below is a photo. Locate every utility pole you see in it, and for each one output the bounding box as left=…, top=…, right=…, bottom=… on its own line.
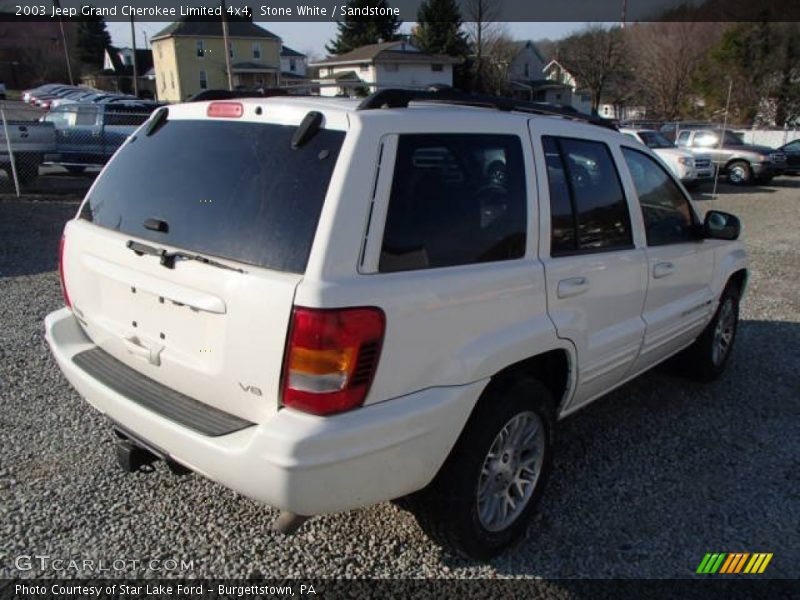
left=620, top=0, right=627, bottom=29
left=130, top=15, right=139, bottom=97
left=221, top=0, right=234, bottom=91
left=53, top=0, right=74, bottom=85
left=712, top=79, right=734, bottom=200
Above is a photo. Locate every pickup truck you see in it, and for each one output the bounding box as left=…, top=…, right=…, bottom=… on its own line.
left=45, top=90, right=748, bottom=560
left=676, top=128, right=787, bottom=185
left=42, top=103, right=156, bottom=171
left=0, top=119, right=55, bottom=185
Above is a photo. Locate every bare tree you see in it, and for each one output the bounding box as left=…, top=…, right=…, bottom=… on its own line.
left=627, top=22, right=725, bottom=120
left=556, top=25, right=629, bottom=114
left=463, top=0, right=502, bottom=91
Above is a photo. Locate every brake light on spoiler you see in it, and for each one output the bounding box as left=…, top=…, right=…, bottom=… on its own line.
left=282, top=307, right=385, bottom=416
left=207, top=102, right=243, bottom=118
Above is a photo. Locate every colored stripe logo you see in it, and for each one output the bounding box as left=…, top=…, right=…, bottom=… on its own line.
left=697, top=552, right=773, bottom=574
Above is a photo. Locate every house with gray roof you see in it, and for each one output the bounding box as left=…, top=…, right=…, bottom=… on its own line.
left=310, top=41, right=460, bottom=97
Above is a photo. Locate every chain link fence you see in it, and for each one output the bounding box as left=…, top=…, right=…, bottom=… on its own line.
left=1, top=99, right=153, bottom=197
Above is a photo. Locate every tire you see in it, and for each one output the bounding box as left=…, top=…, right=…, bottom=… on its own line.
left=65, top=166, right=86, bottom=175
left=679, top=285, right=740, bottom=382
left=407, top=377, right=554, bottom=560
left=726, top=160, right=752, bottom=185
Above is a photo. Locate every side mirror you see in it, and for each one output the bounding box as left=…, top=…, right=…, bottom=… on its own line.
left=704, top=210, right=741, bottom=240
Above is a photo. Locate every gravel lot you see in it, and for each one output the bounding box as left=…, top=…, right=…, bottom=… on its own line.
left=1, top=179, right=798, bottom=580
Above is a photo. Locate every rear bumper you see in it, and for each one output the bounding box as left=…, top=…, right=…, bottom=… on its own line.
left=45, top=308, right=483, bottom=515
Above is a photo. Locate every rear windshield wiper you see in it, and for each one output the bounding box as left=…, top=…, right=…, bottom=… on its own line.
left=126, top=240, right=245, bottom=273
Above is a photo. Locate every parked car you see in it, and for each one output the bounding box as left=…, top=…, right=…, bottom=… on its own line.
left=0, top=119, right=55, bottom=184
left=34, top=87, right=82, bottom=110
left=676, top=128, right=787, bottom=185
left=620, top=128, right=713, bottom=187
left=45, top=91, right=748, bottom=560
left=41, top=103, right=156, bottom=170
left=778, top=139, right=800, bottom=175
left=659, top=121, right=712, bottom=143
left=50, top=89, right=102, bottom=110
left=23, top=83, right=69, bottom=104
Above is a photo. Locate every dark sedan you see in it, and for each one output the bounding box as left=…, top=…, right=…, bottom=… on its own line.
left=779, top=139, right=800, bottom=174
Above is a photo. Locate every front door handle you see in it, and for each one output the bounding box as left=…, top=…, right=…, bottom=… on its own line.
left=557, top=277, right=589, bottom=299
left=653, top=262, right=676, bottom=279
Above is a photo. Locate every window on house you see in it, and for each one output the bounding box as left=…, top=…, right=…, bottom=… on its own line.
left=379, top=134, right=527, bottom=273
left=359, top=63, right=369, bottom=72
left=384, top=63, right=399, bottom=72
left=524, top=63, right=529, bottom=77
left=199, top=70, right=207, bottom=90
left=196, top=40, right=204, bottom=58
left=431, top=63, right=443, bottom=72
left=252, top=43, right=261, bottom=59
left=229, top=42, right=234, bottom=58
left=555, top=93, right=562, bottom=100
left=290, top=58, right=296, bottom=71
left=542, top=136, right=633, bottom=256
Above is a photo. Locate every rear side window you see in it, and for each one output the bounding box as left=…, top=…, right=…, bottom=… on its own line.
left=80, top=119, right=344, bottom=273
left=542, top=136, right=632, bottom=255
left=379, top=134, right=526, bottom=272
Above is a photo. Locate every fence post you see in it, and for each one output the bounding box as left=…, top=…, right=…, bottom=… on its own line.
left=1, top=107, right=21, bottom=198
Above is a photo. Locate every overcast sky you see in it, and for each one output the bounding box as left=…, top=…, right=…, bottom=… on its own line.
left=107, top=21, right=585, bottom=59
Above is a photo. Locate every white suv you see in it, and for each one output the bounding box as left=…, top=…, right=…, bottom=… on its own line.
left=620, top=127, right=714, bottom=186
left=45, top=90, right=748, bottom=559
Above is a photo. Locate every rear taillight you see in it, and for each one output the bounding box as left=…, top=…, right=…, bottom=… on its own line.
left=207, top=102, right=243, bottom=118
left=58, top=235, right=71, bottom=308
left=282, top=307, right=385, bottom=416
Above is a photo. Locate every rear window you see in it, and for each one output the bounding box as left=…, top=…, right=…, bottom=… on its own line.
left=80, top=119, right=344, bottom=273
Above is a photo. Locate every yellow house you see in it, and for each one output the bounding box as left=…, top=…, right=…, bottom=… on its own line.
left=151, top=18, right=282, bottom=102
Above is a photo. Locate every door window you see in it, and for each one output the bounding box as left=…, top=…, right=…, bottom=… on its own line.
left=543, top=136, right=633, bottom=255
left=622, top=147, right=695, bottom=246
left=379, top=134, right=527, bottom=272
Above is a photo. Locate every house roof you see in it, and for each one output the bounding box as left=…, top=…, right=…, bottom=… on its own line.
left=315, top=70, right=363, bottom=82
left=151, top=17, right=280, bottom=42
left=104, top=47, right=154, bottom=76
left=511, top=40, right=545, bottom=64
left=281, top=45, right=305, bottom=58
left=310, top=41, right=460, bottom=67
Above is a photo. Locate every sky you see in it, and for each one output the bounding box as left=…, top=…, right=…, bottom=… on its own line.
left=107, top=21, right=586, bottom=59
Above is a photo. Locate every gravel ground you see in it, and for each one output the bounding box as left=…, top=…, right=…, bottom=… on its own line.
left=1, top=180, right=798, bottom=580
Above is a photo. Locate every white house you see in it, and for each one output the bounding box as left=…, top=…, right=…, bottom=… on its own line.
left=310, top=41, right=460, bottom=97
left=279, top=45, right=308, bottom=86
left=505, top=40, right=546, bottom=99
left=542, top=59, right=592, bottom=114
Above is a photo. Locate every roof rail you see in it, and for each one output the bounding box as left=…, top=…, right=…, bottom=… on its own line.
left=356, top=88, right=616, bottom=130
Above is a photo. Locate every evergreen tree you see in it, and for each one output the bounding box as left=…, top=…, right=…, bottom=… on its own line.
left=76, top=12, right=112, bottom=69
left=325, top=0, right=402, bottom=55
left=413, top=0, right=469, bottom=57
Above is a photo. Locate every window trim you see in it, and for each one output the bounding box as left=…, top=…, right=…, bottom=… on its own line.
left=374, top=132, right=529, bottom=274
left=544, top=135, right=635, bottom=258
left=252, top=42, right=262, bottom=59
left=196, top=40, right=204, bottom=59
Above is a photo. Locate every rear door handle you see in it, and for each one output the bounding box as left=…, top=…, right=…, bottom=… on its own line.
left=653, top=262, right=676, bottom=279
left=557, top=277, right=589, bottom=299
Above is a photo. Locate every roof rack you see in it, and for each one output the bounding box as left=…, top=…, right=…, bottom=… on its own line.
left=356, top=88, right=617, bottom=130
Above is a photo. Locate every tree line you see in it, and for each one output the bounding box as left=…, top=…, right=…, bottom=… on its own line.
left=326, top=0, right=800, bottom=126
